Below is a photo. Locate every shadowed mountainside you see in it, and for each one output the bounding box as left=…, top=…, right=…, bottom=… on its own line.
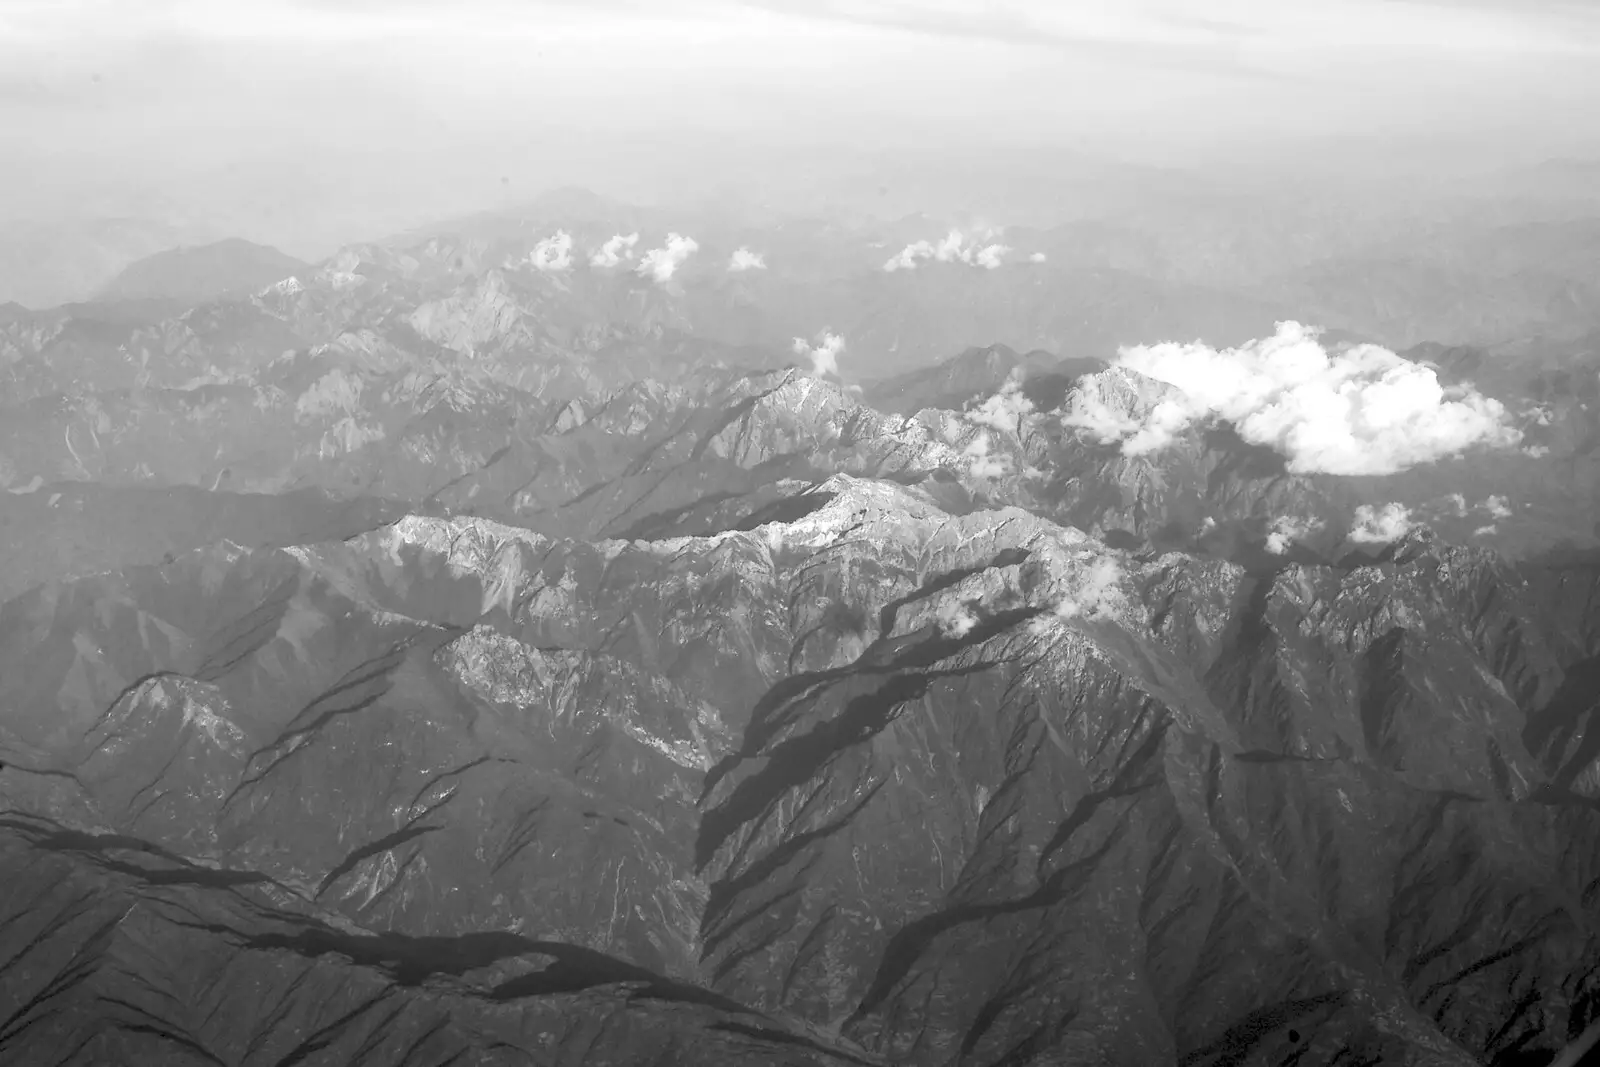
left=2, top=475, right=1599, bottom=1063
left=4, top=199, right=1600, bottom=1065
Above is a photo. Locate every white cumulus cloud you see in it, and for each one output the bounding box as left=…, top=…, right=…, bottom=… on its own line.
left=636, top=233, right=699, bottom=282
left=1082, top=321, right=1521, bottom=475
left=883, top=229, right=1012, bottom=272
left=728, top=247, right=766, bottom=272
left=589, top=232, right=639, bottom=268
left=1482, top=494, right=1512, bottom=519
left=932, top=230, right=969, bottom=263
left=1054, top=556, right=1125, bottom=620
left=530, top=230, right=573, bottom=272
left=883, top=239, right=935, bottom=272
left=792, top=331, right=845, bottom=378
left=1061, top=379, right=1194, bottom=456
left=936, top=598, right=982, bottom=638
left=1118, top=400, right=1196, bottom=456
left=966, top=372, right=1036, bottom=435
left=963, top=433, right=1013, bottom=479
left=974, top=243, right=1011, bottom=269
left=1059, top=390, right=1144, bottom=445
left=1348, top=503, right=1415, bottom=544
left=1029, top=252, right=1048, bottom=263
left=1265, top=514, right=1325, bottom=554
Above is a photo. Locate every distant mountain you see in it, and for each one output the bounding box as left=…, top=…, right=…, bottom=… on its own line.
left=862, top=343, right=1092, bottom=415
left=0, top=216, right=211, bottom=309
left=91, top=237, right=308, bottom=305
left=0, top=220, right=1295, bottom=403
left=1269, top=218, right=1600, bottom=350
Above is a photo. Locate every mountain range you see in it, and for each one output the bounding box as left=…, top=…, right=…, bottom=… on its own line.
left=2, top=192, right=1599, bottom=1066
left=11, top=175, right=1600, bottom=357
left=90, top=238, right=310, bottom=308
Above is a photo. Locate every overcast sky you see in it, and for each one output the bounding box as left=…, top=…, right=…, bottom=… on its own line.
left=3, top=0, right=1598, bottom=250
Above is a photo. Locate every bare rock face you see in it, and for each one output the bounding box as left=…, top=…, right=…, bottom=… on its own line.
left=3, top=464, right=1599, bottom=1065
left=5, top=244, right=1600, bottom=1064
left=3, top=284, right=1593, bottom=572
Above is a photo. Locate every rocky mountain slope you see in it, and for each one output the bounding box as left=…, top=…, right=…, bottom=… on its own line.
left=3, top=475, right=1599, bottom=1064
left=3, top=215, right=1600, bottom=1065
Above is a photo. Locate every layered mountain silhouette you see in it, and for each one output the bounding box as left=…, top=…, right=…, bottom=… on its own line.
left=2, top=200, right=1599, bottom=1066
left=91, top=238, right=309, bottom=306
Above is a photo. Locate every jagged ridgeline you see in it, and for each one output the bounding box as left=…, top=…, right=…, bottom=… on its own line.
left=1, top=469, right=1597, bottom=1063
left=3, top=234, right=1600, bottom=1065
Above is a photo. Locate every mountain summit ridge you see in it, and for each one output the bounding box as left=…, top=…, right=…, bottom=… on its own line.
left=3, top=462, right=1598, bottom=1063
left=3, top=196, right=1600, bottom=1065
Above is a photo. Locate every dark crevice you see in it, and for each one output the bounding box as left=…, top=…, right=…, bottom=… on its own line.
left=315, top=824, right=442, bottom=899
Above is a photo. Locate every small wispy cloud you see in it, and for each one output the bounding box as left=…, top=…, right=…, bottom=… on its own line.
left=974, top=243, right=1010, bottom=269
left=589, top=232, right=639, bottom=268
left=1482, top=494, right=1512, bottom=519
left=966, top=371, right=1035, bottom=435
left=793, top=331, right=845, bottom=377
left=883, top=238, right=934, bottom=272
left=1265, top=514, right=1324, bottom=554
left=635, top=232, right=699, bottom=282
left=932, top=230, right=967, bottom=263
left=936, top=597, right=981, bottom=638
left=530, top=230, right=573, bottom=272
left=1060, top=371, right=1194, bottom=456
left=728, top=246, right=767, bottom=271
left=1053, top=556, right=1125, bottom=620
left=741, top=0, right=1600, bottom=72
left=1348, top=503, right=1414, bottom=544
left=883, top=228, right=1011, bottom=272
left=963, top=432, right=1013, bottom=479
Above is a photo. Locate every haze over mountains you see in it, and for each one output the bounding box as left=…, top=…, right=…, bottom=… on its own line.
left=12, top=158, right=1600, bottom=357
left=6, top=0, right=1600, bottom=1064
left=90, top=238, right=309, bottom=306
left=3, top=175, right=1600, bottom=1065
